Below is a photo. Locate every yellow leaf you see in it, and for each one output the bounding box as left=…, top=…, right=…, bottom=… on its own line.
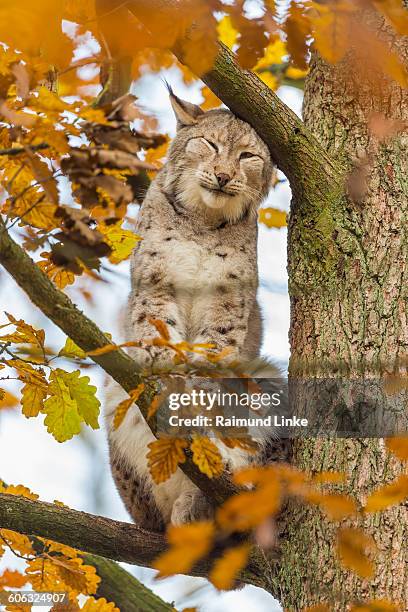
left=337, top=528, right=376, bottom=579
left=0, top=529, right=34, bottom=557
left=26, top=555, right=100, bottom=597
left=349, top=601, right=400, bottom=612
left=385, top=437, right=408, bottom=461
left=286, top=66, right=309, bottom=80
left=21, top=379, right=48, bottom=418
left=59, top=337, right=87, bottom=360
left=0, top=313, right=45, bottom=349
left=259, top=207, right=287, bottom=229
left=364, top=474, right=408, bottom=512
left=209, top=543, right=251, bottom=590
left=98, top=223, right=140, bottom=264
left=147, top=437, right=188, bottom=484
left=0, top=390, right=19, bottom=410
left=154, top=521, right=215, bottom=577
left=29, top=87, right=73, bottom=114
left=190, top=435, right=223, bottom=479
left=113, top=384, right=145, bottom=430
left=217, top=15, right=238, bottom=50
left=201, top=86, right=222, bottom=110
left=0, top=482, right=39, bottom=500
left=81, top=598, right=120, bottom=612
left=257, top=71, right=278, bottom=91
left=254, top=39, right=287, bottom=71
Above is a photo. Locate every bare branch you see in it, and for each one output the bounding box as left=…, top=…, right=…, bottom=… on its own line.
left=0, top=143, right=49, bottom=156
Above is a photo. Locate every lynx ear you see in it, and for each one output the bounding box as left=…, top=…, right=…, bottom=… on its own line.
left=169, top=89, right=204, bottom=128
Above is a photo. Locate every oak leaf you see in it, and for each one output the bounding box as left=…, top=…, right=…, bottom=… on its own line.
left=147, top=437, right=188, bottom=484
left=98, top=223, right=140, bottom=264
left=81, top=598, right=120, bottom=612
left=0, top=569, right=28, bottom=588
left=190, top=435, right=223, bottom=479
left=43, top=369, right=100, bottom=442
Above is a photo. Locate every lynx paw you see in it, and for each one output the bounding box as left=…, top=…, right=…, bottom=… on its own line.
left=171, top=489, right=213, bottom=525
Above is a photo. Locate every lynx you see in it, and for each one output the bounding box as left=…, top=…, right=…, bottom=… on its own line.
left=105, top=90, right=288, bottom=531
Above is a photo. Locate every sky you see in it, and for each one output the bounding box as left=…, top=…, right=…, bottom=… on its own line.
left=0, top=61, right=302, bottom=611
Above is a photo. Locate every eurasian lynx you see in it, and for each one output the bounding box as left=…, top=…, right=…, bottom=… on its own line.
left=105, top=91, right=287, bottom=531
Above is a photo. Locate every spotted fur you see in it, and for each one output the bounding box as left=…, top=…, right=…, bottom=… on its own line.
left=105, top=93, right=287, bottom=531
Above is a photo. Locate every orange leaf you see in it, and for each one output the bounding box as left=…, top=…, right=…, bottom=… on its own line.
left=306, top=492, right=357, bottom=520
left=113, top=384, right=145, bottom=430
left=209, top=543, right=251, bottom=590
left=364, top=474, right=408, bottom=512
left=149, top=318, right=170, bottom=341
left=0, top=569, right=28, bottom=588
left=153, top=521, right=214, bottom=577
left=385, top=437, right=408, bottom=461
left=337, top=528, right=376, bottom=579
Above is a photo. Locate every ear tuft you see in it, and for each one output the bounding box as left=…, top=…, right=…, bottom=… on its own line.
left=167, top=86, right=204, bottom=128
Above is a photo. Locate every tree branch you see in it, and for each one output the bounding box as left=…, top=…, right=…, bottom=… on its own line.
left=0, top=493, right=274, bottom=593
left=82, top=553, right=174, bottom=611
left=0, top=218, right=235, bottom=505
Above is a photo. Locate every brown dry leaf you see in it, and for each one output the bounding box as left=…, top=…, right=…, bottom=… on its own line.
left=284, top=1, right=311, bottom=70
left=231, top=10, right=268, bottom=70
left=147, top=437, right=188, bottom=484
left=190, top=435, right=223, bottom=479
left=209, top=543, right=251, bottom=590
left=26, top=150, right=59, bottom=204
left=385, top=437, right=408, bottom=461
left=364, top=474, right=408, bottom=512
left=153, top=521, right=215, bottom=577
left=310, top=1, right=355, bottom=64
left=337, top=527, right=376, bottom=579
left=113, top=384, right=145, bottom=430
left=37, top=252, right=76, bottom=289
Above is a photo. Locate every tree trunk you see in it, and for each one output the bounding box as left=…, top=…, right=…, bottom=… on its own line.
left=280, top=15, right=408, bottom=611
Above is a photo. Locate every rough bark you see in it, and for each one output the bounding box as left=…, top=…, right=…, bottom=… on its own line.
left=281, top=15, right=408, bottom=611
left=0, top=494, right=271, bottom=591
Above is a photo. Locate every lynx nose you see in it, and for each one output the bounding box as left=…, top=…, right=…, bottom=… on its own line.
left=216, top=172, right=230, bottom=188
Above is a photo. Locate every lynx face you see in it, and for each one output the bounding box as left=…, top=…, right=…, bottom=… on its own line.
left=165, top=92, right=273, bottom=223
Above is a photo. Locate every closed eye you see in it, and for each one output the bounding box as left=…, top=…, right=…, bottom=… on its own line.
left=202, top=138, right=218, bottom=152
left=239, top=151, right=258, bottom=160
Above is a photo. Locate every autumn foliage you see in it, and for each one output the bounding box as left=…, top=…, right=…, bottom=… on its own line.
left=0, top=0, right=407, bottom=610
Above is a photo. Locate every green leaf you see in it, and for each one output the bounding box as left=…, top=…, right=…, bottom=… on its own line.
left=43, top=368, right=100, bottom=442
left=58, top=337, right=87, bottom=359
left=44, top=371, right=82, bottom=442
